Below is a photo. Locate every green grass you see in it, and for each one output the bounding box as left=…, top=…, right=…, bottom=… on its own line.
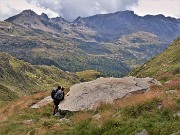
left=129, top=37, right=180, bottom=82
left=0, top=37, right=179, bottom=134
left=0, top=52, right=83, bottom=97
left=1, top=88, right=179, bottom=135
left=0, top=84, right=18, bottom=101
left=56, top=102, right=180, bottom=135
left=76, top=70, right=103, bottom=82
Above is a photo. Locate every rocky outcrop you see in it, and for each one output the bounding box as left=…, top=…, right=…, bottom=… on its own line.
left=59, top=77, right=161, bottom=111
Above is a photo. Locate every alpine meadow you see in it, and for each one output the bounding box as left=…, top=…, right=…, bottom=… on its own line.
left=0, top=1, right=180, bottom=135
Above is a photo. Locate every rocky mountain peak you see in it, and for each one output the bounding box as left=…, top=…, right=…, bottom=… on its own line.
left=21, top=9, right=37, bottom=16
left=114, top=10, right=135, bottom=15
left=73, top=16, right=82, bottom=23
left=40, top=13, right=49, bottom=20
left=5, top=9, right=38, bottom=23
left=51, top=16, right=68, bottom=23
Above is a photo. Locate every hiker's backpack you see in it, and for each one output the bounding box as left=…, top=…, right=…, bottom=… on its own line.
left=51, top=89, right=56, bottom=99
left=51, top=89, right=64, bottom=101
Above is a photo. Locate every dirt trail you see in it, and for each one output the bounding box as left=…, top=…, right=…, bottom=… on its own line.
left=0, top=91, right=50, bottom=122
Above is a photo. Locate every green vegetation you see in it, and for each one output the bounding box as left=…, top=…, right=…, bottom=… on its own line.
left=0, top=12, right=180, bottom=135
left=76, top=70, right=103, bottom=82
left=0, top=84, right=18, bottom=101
left=0, top=20, right=168, bottom=77
left=0, top=83, right=180, bottom=135
left=0, top=38, right=179, bottom=135
left=0, top=53, right=102, bottom=100
left=129, top=37, right=180, bottom=82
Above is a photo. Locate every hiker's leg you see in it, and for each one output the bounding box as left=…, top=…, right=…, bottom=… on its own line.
left=53, top=105, right=56, bottom=115
left=55, top=105, right=58, bottom=114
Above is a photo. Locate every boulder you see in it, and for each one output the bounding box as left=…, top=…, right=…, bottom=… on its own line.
left=59, top=77, right=161, bottom=111
left=31, top=96, right=52, bottom=108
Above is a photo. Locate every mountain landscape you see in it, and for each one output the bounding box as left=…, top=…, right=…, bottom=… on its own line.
left=0, top=52, right=102, bottom=101
left=1, top=9, right=179, bottom=76
left=130, top=37, right=180, bottom=81
left=0, top=38, right=179, bottom=135
left=0, top=9, right=180, bottom=135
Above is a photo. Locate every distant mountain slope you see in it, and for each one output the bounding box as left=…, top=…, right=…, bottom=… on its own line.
left=0, top=52, right=102, bottom=102
left=129, top=37, right=180, bottom=80
left=0, top=52, right=81, bottom=97
left=102, top=31, right=167, bottom=68
left=74, top=11, right=180, bottom=42
left=1, top=10, right=179, bottom=77
left=5, top=10, right=180, bottom=43
left=5, top=10, right=62, bottom=33
left=0, top=22, right=166, bottom=77
left=5, top=9, right=96, bottom=41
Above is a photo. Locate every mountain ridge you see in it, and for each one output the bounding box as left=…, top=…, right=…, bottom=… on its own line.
left=1, top=9, right=179, bottom=77
left=5, top=9, right=180, bottom=42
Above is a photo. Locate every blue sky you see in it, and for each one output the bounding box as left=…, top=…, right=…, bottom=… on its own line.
left=0, top=0, right=179, bottom=21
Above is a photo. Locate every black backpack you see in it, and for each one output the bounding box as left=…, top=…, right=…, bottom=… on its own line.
left=51, top=89, right=64, bottom=101
left=51, top=89, right=56, bottom=99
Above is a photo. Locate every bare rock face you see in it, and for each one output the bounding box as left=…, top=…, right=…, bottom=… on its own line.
left=59, top=77, right=161, bottom=111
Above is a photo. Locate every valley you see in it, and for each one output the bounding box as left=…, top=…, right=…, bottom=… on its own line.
left=0, top=9, right=179, bottom=135
left=1, top=10, right=179, bottom=77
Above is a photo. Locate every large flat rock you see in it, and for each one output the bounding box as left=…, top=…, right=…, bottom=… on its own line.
left=59, top=77, right=161, bottom=111
left=31, top=96, right=52, bottom=109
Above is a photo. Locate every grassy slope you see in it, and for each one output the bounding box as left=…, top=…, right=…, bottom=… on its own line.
left=0, top=40, right=179, bottom=135
left=129, top=37, right=180, bottom=82
left=0, top=23, right=179, bottom=134
left=0, top=80, right=179, bottom=135
left=0, top=52, right=102, bottom=101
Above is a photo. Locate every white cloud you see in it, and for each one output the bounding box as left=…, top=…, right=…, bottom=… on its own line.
left=26, top=0, right=138, bottom=21
left=133, top=0, right=180, bottom=18
left=0, top=0, right=59, bottom=21
left=0, top=0, right=179, bottom=21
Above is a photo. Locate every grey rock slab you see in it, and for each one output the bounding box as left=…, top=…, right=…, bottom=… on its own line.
left=31, top=96, right=52, bottom=109
left=59, top=77, right=161, bottom=111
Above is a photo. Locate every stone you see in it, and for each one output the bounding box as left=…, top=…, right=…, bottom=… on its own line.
left=59, top=77, right=161, bottom=111
left=23, top=119, right=34, bottom=125
left=173, top=112, right=180, bottom=117
left=54, top=112, right=61, bottom=117
left=92, top=113, right=101, bottom=120
left=58, top=118, right=71, bottom=124
left=135, top=129, right=148, bottom=135
left=112, top=112, right=121, bottom=118
left=171, top=131, right=180, bottom=135
left=166, top=90, right=177, bottom=94
left=31, top=96, right=52, bottom=109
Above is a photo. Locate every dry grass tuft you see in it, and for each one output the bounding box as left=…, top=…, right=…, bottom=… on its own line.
left=71, top=111, right=92, bottom=123
left=114, top=86, right=164, bottom=109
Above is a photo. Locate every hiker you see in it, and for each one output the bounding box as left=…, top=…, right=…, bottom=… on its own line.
left=51, top=86, right=65, bottom=115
